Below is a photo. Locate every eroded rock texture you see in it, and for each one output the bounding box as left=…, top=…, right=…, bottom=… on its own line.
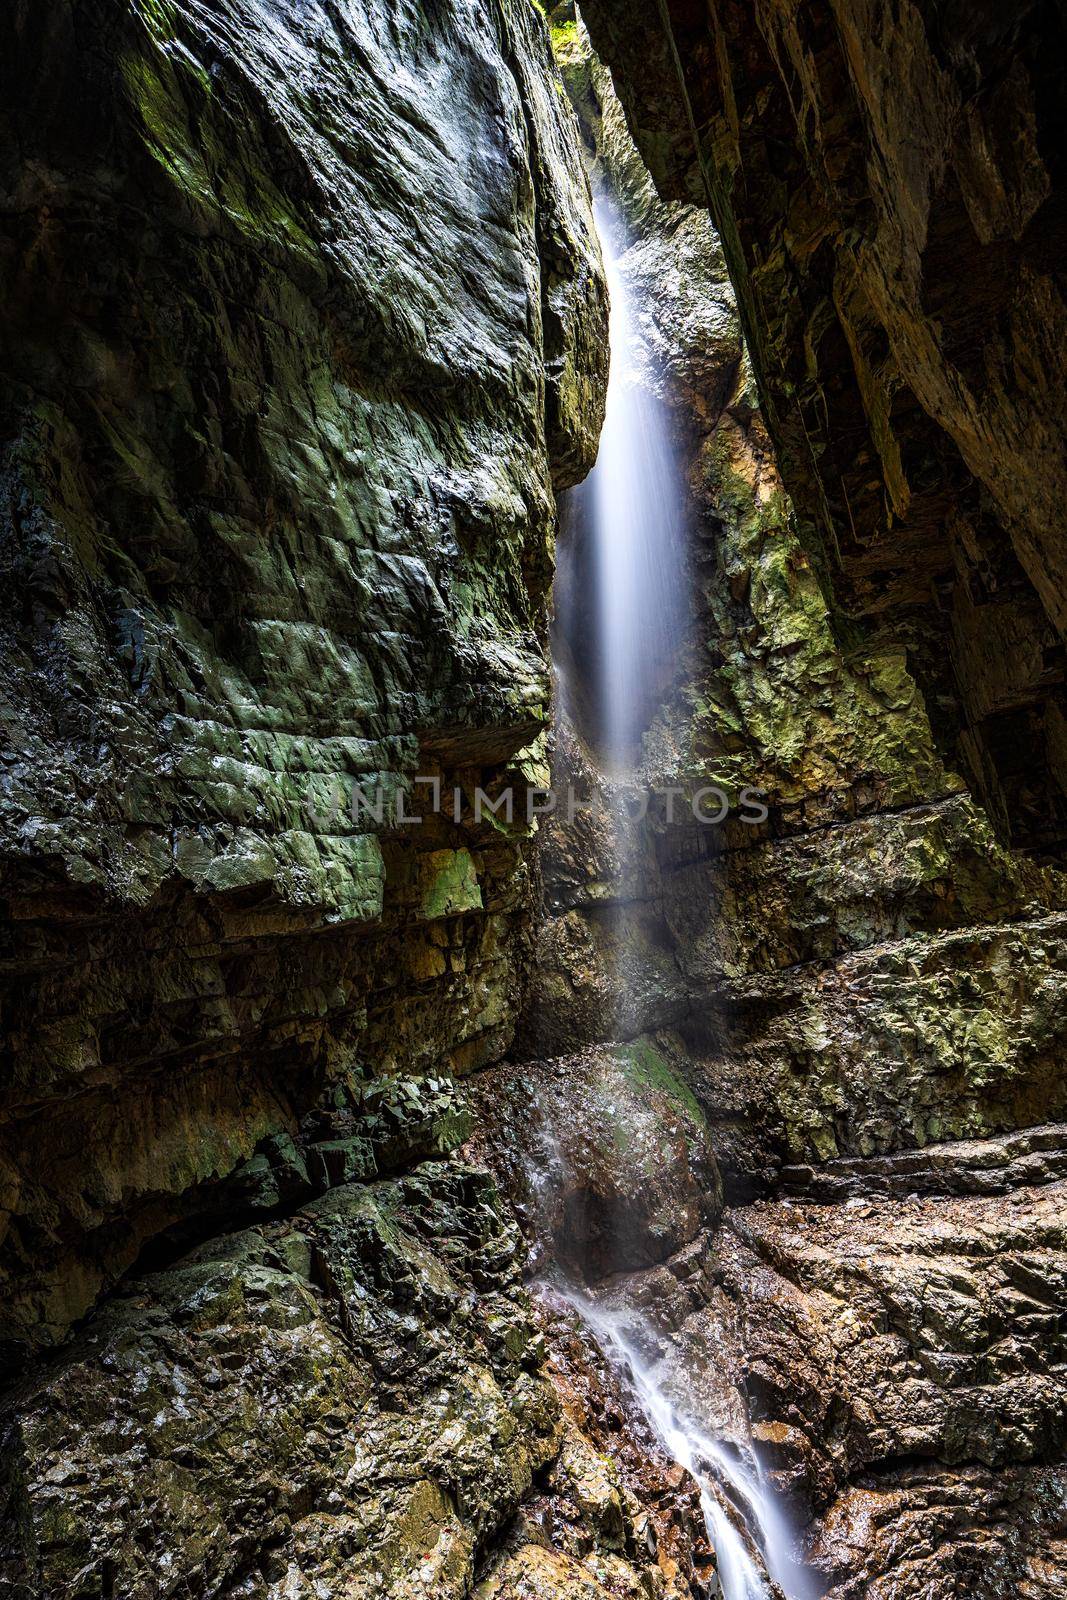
left=477, top=1047, right=1067, bottom=1596
left=0, top=0, right=606, bottom=1357
left=469, top=1043, right=722, bottom=1280
left=502, top=21, right=1067, bottom=1597
left=721, top=1158, right=1067, bottom=1596
left=0, top=1161, right=697, bottom=1600
left=580, top=0, right=1067, bottom=858
left=2, top=4, right=1066, bottom=1599
left=524, top=13, right=1067, bottom=1183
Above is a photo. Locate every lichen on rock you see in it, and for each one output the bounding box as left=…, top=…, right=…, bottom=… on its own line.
left=0, top=0, right=607, bottom=1355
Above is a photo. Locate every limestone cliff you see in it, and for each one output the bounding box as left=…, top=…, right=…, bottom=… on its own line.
left=0, top=4, right=715, bottom=1595
left=0, top=0, right=607, bottom=1358
left=485, top=16, right=1067, bottom=1598
left=523, top=15, right=1067, bottom=1180
left=2, top=4, right=1066, bottom=1599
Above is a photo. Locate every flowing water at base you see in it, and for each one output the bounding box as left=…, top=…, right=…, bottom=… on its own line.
left=543, top=1280, right=819, bottom=1600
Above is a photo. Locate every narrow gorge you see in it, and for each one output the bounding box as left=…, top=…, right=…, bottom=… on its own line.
left=0, top=3, right=1065, bottom=1598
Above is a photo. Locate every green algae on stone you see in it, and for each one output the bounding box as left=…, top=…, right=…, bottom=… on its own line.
left=614, top=1038, right=707, bottom=1135
left=418, top=848, right=483, bottom=920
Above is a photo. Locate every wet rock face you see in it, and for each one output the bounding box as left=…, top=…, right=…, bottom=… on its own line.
left=0, top=0, right=607, bottom=1355
left=468, top=1043, right=722, bottom=1280
left=580, top=0, right=1067, bottom=857
left=712, top=1144, right=1067, bottom=1598
left=560, top=1123, right=1067, bottom=1599
left=0, top=1157, right=704, bottom=1599
left=0, top=1164, right=561, bottom=1600
left=505, top=1289, right=718, bottom=1600
left=525, top=18, right=1067, bottom=1186
left=2, top=7, right=1066, bottom=1599
left=516, top=33, right=1067, bottom=1593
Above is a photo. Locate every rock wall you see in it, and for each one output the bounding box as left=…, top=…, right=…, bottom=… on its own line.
left=2, top=4, right=1066, bottom=1598
left=523, top=16, right=1067, bottom=1185
left=546, top=1134, right=1067, bottom=1600
left=0, top=1153, right=709, bottom=1600
left=0, top=0, right=608, bottom=1358
left=579, top=0, right=1067, bottom=859
left=1, top=5, right=726, bottom=1596
left=490, top=17, right=1067, bottom=1597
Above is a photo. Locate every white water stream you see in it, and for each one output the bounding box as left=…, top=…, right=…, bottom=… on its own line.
left=545, top=1282, right=818, bottom=1600
left=542, top=205, right=818, bottom=1599
left=583, top=200, right=688, bottom=773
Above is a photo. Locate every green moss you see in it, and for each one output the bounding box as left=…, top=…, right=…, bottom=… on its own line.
left=613, top=1039, right=706, bottom=1130
left=122, top=53, right=213, bottom=203
left=133, top=0, right=180, bottom=43
left=123, top=41, right=316, bottom=262
left=685, top=404, right=957, bottom=808
left=418, top=848, right=482, bottom=920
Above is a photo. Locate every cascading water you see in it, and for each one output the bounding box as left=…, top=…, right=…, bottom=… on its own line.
left=543, top=203, right=818, bottom=1599
left=543, top=1283, right=819, bottom=1600
left=558, top=199, right=688, bottom=774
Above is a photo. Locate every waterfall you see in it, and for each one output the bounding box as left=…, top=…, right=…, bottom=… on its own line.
left=562, top=200, right=688, bottom=774
left=541, top=202, right=819, bottom=1599
left=543, top=1281, right=820, bottom=1600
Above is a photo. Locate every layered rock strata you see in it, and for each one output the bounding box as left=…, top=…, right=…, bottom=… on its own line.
left=579, top=0, right=1067, bottom=858
left=720, top=1162, right=1067, bottom=1597
left=0, top=0, right=606, bottom=1358
left=1, top=5, right=1065, bottom=1599
left=0, top=1155, right=709, bottom=1600
left=497, top=21, right=1067, bottom=1598
left=525, top=16, right=1067, bottom=1193
left=476, top=1035, right=1067, bottom=1598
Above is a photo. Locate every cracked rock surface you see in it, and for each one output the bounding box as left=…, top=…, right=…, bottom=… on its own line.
left=0, top=0, right=607, bottom=1356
